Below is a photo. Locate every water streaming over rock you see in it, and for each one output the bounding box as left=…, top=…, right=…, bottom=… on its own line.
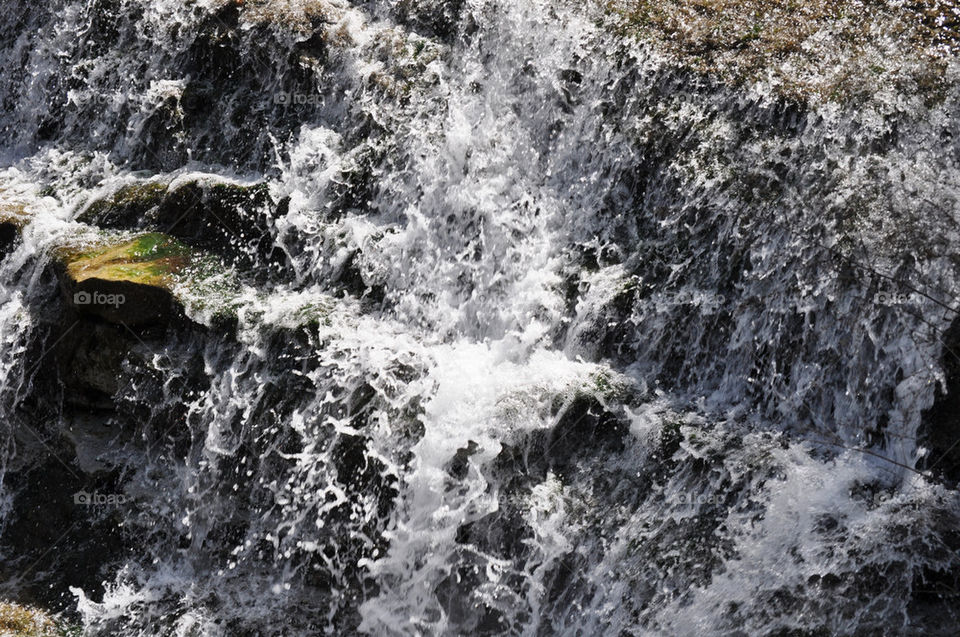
left=1, top=0, right=959, bottom=634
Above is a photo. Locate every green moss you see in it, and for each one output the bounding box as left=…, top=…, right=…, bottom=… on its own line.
left=127, top=232, right=193, bottom=260
left=588, top=369, right=631, bottom=401
left=57, top=232, right=194, bottom=287
left=56, top=230, right=242, bottom=323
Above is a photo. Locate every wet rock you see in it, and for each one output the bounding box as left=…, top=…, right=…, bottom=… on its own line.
left=920, top=316, right=960, bottom=486
left=78, top=181, right=168, bottom=228
left=545, top=394, right=631, bottom=478
left=54, top=321, right=132, bottom=410
left=605, top=0, right=957, bottom=104
left=395, top=0, right=465, bottom=42
left=0, top=199, right=29, bottom=254
left=446, top=440, right=479, bottom=480
left=53, top=233, right=197, bottom=326
left=79, top=177, right=288, bottom=276
left=0, top=454, right=128, bottom=613
left=158, top=179, right=285, bottom=272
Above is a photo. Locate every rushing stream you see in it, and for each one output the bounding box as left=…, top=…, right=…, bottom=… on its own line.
left=1, top=0, right=959, bottom=635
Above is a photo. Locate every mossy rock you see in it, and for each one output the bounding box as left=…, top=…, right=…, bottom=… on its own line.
left=0, top=202, right=28, bottom=253
left=79, top=177, right=285, bottom=275
left=58, top=232, right=193, bottom=286
left=0, top=200, right=31, bottom=230
left=77, top=181, right=168, bottom=227
left=1, top=193, right=40, bottom=254
left=54, top=232, right=237, bottom=326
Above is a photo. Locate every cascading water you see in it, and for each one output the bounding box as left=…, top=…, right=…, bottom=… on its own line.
left=1, top=0, right=959, bottom=635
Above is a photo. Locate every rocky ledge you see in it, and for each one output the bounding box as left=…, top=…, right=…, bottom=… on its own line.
left=2, top=195, right=240, bottom=329
left=54, top=232, right=221, bottom=326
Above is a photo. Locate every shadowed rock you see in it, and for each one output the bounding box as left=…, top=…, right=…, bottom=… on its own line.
left=78, top=176, right=288, bottom=277
left=920, top=316, right=960, bottom=486
left=54, top=233, right=193, bottom=325
left=0, top=198, right=29, bottom=254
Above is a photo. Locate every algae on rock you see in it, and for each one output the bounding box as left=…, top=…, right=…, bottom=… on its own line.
left=54, top=231, right=240, bottom=326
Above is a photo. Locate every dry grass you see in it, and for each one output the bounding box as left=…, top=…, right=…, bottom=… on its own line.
left=0, top=602, right=59, bottom=637
left=0, top=202, right=30, bottom=229
left=604, top=0, right=960, bottom=102
left=240, top=0, right=337, bottom=32
left=0, top=190, right=34, bottom=229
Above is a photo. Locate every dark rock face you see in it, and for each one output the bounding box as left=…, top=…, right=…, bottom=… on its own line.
left=0, top=455, right=128, bottom=612
left=920, top=316, right=960, bottom=486
left=58, top=271, right=178, bottom=327
left=155, top=180, right=287, bottom=274
left=0, top=242, right=413, bottom=631
left=394, top=0, right=466, bottom=41
left=437, top=393, right=636, bottom=634
left=79, top=178, right=291, bottom=279
left=0, top=220, right=18, bottom=255
left=55, top=320, right=134, bottom=410
left=0, top=292, right=208, bottom=611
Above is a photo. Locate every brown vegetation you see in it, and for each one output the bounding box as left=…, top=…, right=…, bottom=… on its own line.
left=0, top=602, right=60, bottom=637
left=604, top=0, right=960, bottom=102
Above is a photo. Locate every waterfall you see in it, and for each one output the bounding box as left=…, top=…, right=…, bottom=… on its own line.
left=1, top=0, right=959, bottom=634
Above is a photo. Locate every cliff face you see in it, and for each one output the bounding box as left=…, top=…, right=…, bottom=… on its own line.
left=0, top=1, right=959, bottom=635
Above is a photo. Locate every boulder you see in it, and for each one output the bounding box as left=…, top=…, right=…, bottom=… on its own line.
left=54, top=233, right=193, bottom=326
left=53, top=231, right=238, bottom=327
left=79, top=177, right=287, bottom=275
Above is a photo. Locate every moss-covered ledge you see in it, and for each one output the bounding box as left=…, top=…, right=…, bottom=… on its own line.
left=52, top=231, right=240, bottom=327
left=76, top=175, right=287, bottom=276
left=3, top=187, right=352, bottom=335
